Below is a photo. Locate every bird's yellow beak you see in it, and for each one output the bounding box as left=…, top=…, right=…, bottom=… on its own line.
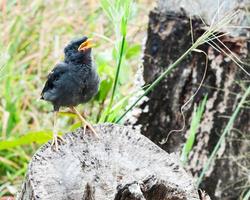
left=78, top=38, right=93, bottom=51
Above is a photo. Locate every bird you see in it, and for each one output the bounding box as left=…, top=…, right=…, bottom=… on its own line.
left=41, top=36, right=100, bottom=150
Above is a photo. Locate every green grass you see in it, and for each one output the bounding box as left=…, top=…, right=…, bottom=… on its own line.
left=0, top=0, right=249, bottom=198
left=197, top=85, right=250, bottom=186
left=115, top=9, right=240, bottom=123
left=100, top=0, right=132, bottom=122
left=0, top=0, right=150, bottom=196
left=242, top=189, right=250, bottom=200
left=181, top=95, right=208, bottom=165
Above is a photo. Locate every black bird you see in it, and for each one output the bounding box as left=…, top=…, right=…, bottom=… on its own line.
left=41, top=36, right=100, bottom=150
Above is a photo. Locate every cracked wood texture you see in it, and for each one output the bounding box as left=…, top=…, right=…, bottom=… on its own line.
left=133, top=0, right=250, bottom=199
left=17, top=124, right=199, bottom=200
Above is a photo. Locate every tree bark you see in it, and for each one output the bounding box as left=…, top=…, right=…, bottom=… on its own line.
left=17, top=124, right=200, bottom=200
left=133, top=0, right=250, bottom=199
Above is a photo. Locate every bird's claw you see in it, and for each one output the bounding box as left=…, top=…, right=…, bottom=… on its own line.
left=51, top=135, right=66, bottom=151
left=82, top=123, right=99, bottom=138
left=83, top=124, right=87, bottom=135
left=70, top=107, right=99, bottom=139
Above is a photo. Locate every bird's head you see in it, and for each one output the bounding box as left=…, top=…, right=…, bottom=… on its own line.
left=64, top=36, right=93, bottom=64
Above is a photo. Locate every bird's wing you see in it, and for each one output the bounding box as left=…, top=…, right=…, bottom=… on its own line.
left=41, top=62, right=70, bottom=98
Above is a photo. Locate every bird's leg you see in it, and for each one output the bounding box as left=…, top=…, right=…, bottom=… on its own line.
left=51, top=111, right=65, bottom=151
left=70, top=106, right=98, bottom=138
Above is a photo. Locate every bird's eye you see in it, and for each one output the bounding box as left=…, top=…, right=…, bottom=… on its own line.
left=54, top=76, right=60, bottom=81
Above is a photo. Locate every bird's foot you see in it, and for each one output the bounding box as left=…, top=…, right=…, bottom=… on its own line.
left=83, top=124, right=87, bottom=135
left=70, top=107, right=99, bottom=138
left=51, top=135, right=66, bottom=151
left=82, top=122, right=99, bottom=138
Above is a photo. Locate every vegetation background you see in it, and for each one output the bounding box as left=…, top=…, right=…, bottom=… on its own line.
left=0, top=0, right=249, bottom=199
left=0, top=0, right=154, bottom=196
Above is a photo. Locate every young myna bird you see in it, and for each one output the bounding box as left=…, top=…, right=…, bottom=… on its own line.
left=41, top=36, right=100, bottom=150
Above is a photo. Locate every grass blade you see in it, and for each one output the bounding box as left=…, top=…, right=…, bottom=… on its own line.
left=105, top=35, right=126, bottom=121
left=197, top=85, right=250, bottom=186
left=0, top=131, right=53, bottom=150
left=115, top=45, right=194, bottom=123
left=181, top=95, right=208, bottom=165
left=243, top=190, right=250, bottom=200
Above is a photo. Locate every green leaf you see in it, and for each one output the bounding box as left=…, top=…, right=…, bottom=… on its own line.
left=69, top=122, right=81, bottom=131
left=197, top=86, right=250, bottom=186
left=243, top=190, right=250, bottom=200
left=126, top=44, right=141, bottom=59
left=96, top=78, right=113, bottom=102
left=0, top=131, right=53, bottom=150
left=120, top=16, right=127, bottom=36
left=181, top=95, right=207, bottom=165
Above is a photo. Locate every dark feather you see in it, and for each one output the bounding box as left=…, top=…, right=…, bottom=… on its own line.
left=41, top=36, right=99, bottom=111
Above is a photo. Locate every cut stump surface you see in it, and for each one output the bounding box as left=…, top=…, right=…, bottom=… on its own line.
left=18, top=124, right=199, bottom=200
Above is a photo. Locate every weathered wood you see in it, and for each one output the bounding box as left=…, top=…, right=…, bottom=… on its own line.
left=18, top=124, right=199, bottom=200
left=132, top=0, right=250, bottom=199
left=114, top=175, right=198, bottom=200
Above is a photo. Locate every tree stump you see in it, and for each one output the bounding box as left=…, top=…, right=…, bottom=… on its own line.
left=132, top=0, right=250, bottom=199
left=18, top=124, right=200, bottom=200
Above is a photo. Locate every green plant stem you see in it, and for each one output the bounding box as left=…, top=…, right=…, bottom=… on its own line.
left=181, top=94, right=208, bottom=165
left=196, top=85, right=250, bottom=186
left=105, top=35, right=126, bottom=121
left=243, top=189, right=250, bottom=200
left=114, top=7, right=236, bottom=123
left=115, top=45, right=196, bottom=123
